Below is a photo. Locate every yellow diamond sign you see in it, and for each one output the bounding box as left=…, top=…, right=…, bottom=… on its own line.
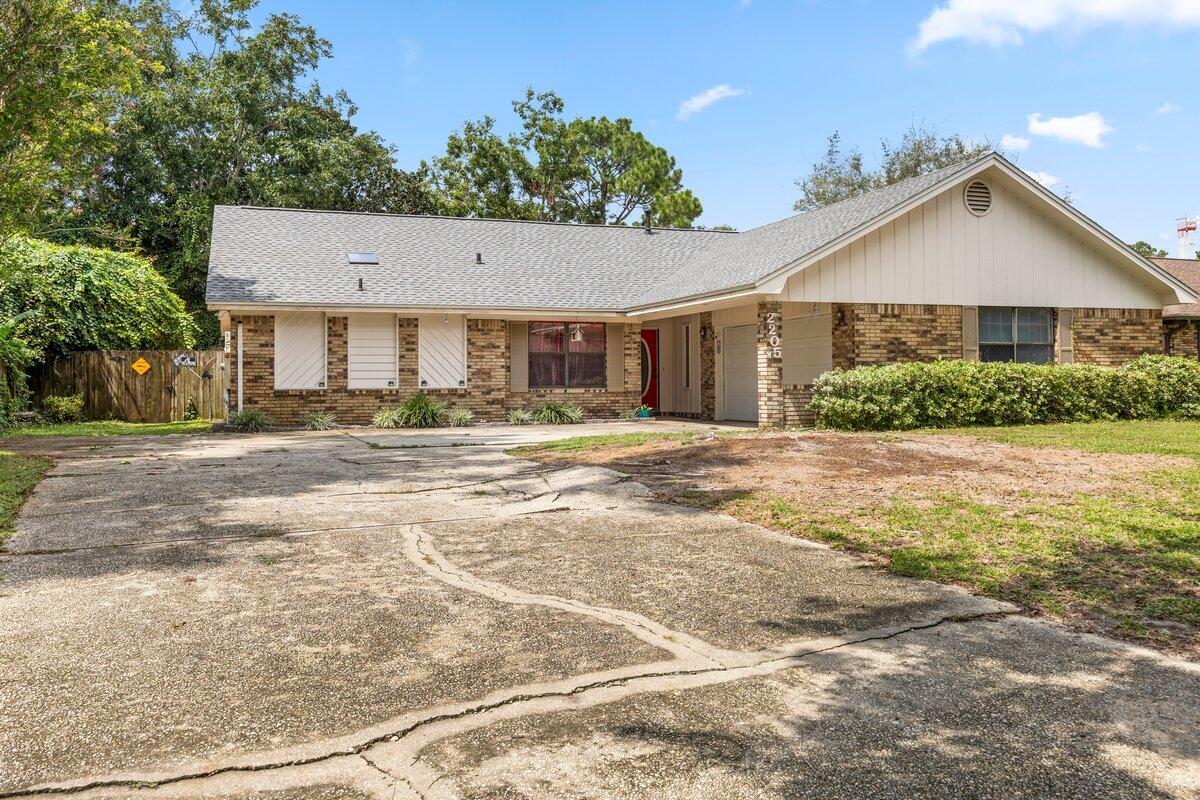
left=131, top=357, right=151, bottom=376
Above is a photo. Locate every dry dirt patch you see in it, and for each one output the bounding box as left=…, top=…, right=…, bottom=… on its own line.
left=534, top=432, right=1178, bottom=513
left=523, top=431, right=1199, bottom=657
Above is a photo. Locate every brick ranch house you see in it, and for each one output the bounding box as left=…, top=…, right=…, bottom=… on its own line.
left=206, top=152, right=1197, bottom=427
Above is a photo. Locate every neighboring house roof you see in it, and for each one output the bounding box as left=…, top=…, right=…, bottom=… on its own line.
left=1152, top=257, right=1200, bottom=319
left=207, top=152, right=1197, bottom=313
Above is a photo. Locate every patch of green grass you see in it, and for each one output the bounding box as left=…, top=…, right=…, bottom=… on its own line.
left=697, top=477, right=1200, bottom=653
left=929, top=419, right=1200, bottom=458
left=0, top=419, right=214, bottom=438
left=0, top=451, right=51, bottom=544
left=509, top=429, right=730, bottom=456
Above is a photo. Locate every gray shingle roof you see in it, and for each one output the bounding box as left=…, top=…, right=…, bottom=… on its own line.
left=205, top=154, right=992, bottom=311
left=1152, top=258, right=1200, bottom=319
left=206, top=207, right=730, bottom=310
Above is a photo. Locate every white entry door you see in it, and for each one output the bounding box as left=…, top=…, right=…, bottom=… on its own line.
left=722, top=324, right=758, bottom=422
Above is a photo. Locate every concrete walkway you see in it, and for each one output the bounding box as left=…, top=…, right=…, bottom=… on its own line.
left=0, top=422, right=1196, bottom=799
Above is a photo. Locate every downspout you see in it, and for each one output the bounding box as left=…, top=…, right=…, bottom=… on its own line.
left=236, top=320, right=244, bottom=414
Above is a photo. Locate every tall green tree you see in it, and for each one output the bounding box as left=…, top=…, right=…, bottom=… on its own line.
left=0, top=0, right=148, bottom=238
left=79, top=0, right=433, bottom=344
left=794, top=127, right=991, bottom=212
left=427, top=88, right=703, bottom=227
left=1129, top=241, right=1169, bottom=259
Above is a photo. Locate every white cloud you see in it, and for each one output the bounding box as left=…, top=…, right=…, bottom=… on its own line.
left=677, top=84, right=747, bottom=121
left=1025, top=169, right=1060, bottom=188
left=1027, top=111, right=1113, bottom=148
left=1137, top=142, right=1152, bottom=152
left=399, top=37, right=421, bottom=67
left=1157, top=101, right=1181, bottom=114
left=1000, top=133, right=1030, bottom=151
left=910, top=0, right=1200, bottom=53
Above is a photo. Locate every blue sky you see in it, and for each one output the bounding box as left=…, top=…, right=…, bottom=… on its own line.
left=250, top=0, right=1199, bottom=252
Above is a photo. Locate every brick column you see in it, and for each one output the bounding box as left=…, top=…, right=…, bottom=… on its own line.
left=699, top=311, right=715, bottom=420
left=757, top=300, right=785, bottom=428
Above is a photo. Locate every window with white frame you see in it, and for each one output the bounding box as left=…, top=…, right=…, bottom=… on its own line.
left=274, top=310, right=326, bottom=389
left=347, top=313, right=397, bottom=389
left=979, top=307, right=1054, bottom=364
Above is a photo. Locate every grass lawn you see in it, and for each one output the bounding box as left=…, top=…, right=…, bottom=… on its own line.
left=0, top=419, right=214, bottom=438
left=508, top=430, right=707, bottom=456
left=931, top=419, right=1200, bottom=458
left=0, top=451, right=51, bottom=545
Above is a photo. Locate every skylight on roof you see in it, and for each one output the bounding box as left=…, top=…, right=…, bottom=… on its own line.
left=347, top=252, right=378, bottom=265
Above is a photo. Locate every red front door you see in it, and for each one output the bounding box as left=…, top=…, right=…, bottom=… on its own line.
left=640, top=329, right=659, bottom=410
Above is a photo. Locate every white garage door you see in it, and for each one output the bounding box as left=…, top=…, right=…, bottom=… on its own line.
left=722, top=324, right=757, bottom=422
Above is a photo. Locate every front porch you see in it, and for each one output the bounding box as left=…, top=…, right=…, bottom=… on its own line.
left=638, top=299, right=834, bottom=428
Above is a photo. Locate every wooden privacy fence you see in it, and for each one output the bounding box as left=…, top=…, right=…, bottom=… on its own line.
left=34, top=349, right=229, bottom=423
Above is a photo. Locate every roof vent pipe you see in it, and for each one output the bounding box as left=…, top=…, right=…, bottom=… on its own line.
left=476, top=252, right=483, bottom=264
left=357, top=277, right=364, bottom=291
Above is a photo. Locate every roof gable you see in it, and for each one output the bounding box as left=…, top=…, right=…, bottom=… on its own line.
left=206, top=153, right=1196, bottom=313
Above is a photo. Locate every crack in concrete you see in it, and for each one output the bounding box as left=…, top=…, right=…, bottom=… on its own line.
left=1, top=441, right=1016, bottom=800
left=0, top=611, right=1009, bottom=800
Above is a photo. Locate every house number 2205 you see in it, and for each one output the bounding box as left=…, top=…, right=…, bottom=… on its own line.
left=766, top=312, right=782, bottom=360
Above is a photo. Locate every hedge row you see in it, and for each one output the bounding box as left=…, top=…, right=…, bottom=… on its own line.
left=809, top=355, right=1200, bottom=431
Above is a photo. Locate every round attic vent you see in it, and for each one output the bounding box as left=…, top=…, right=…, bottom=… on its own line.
left=964, top=180, right=993, bottom=216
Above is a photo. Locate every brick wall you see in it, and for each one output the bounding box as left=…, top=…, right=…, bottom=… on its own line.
left=699, top=312, right=715, bottom=420
left=1072, top=308, right=1164, bottom=366
left=1164, top=320, right=1199, bottom=359
left=229, top=315, right=641, bottom=425
left=831, top=303, right=963, bottom=368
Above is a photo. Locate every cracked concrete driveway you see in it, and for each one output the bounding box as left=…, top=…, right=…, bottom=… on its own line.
left=1, top=422, right=1197, bottom=799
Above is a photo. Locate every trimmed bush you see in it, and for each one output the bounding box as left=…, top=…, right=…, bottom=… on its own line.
left=301, top=410, right=337, bottom=430
left=40, top=393, right=85, bottom=423
left=810, top=355, right=1200, bottom=431
left=228, top=409, right=272, bottom=432
left=446, top=408, right=475, bottom=427
left=533, top=400, right=584, bottom=425
left=506, top=408, right=533, bottom=425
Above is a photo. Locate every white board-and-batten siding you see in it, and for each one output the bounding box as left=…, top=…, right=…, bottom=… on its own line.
left=274, top=310, right=326, bottom=389
left=347, top=313, right=398, bottom=389
left=418, top=314, right=467, bottom=389
left=782, top=172, right=1169, bottom=310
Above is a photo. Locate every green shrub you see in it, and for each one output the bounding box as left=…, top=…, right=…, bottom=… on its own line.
left=396, top=393, right=448, bottom=428
left=228, top=409, right=272, bottom=432
left=40, top=393, right=85, bottom=423
left=301, top=410, right=337, bottom=430
left=810, top=356, right=1200, bottom=431
left=533, top=400, right=584, bottom=425
left=507, top=408, right=533, bottom=425
left=182, top=397, right=199, bottom=421
left=446, top=408, right=475, bottom=427
left=0, top=236, right=196, bottom=357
